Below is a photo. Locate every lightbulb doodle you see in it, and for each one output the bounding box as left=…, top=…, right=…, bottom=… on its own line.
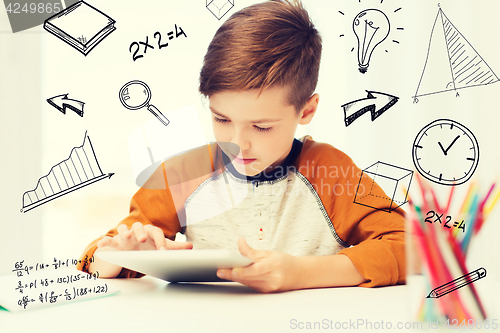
left=413, top=5, right=499, bottom=102
left=338, top=1, right=403, bottom=74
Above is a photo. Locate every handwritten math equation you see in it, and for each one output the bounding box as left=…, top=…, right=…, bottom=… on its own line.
left=425, top=210, right=466, bottom=232
left=18, top=283, right=108, bottom=309
left=12, top=255, right=95, bottom=277
left=7, top=259, right=111, bottom=311
left=15, top=271, right=99, bottom=294
left=129, top=24, right=187, bottom=61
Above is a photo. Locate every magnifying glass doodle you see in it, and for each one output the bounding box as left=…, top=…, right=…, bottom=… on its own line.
left=119, top=80, right=170, bottom=126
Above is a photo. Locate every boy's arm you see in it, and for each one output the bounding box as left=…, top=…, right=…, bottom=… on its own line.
left=77, top=144, right=216, bottom=277
left=294, top=254, right=367, bottom=288
left=221, top=206, right=405, bottom=292
left=298, top=139, right=406, bottom=288
left=217, top=238, right=367, bottom=293
left=76, top=163, right=184, bottom=277
left=329, top=168, right=407, bottom=287
left=336, top=211, right=406, bottom=287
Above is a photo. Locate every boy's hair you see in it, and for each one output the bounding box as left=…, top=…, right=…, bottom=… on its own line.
left=199, top=0, right=322, bottom=112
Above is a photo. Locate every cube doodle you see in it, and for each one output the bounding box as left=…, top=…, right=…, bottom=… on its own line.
left=206, top=0, right=234, bottom=20
left=353, top=161, right=413, bottom=213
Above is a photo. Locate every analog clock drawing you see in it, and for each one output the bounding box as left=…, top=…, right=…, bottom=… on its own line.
left=412, top=119, right=479, bottom=186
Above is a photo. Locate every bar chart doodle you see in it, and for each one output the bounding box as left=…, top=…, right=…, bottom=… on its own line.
left=413, top=6, right=499, bottom=102
left=21, top=132, right=114, bottom=213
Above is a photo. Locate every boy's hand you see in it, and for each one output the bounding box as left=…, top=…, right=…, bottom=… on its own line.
left=89, top=222, right=192, bottom=278
left=216, top=237, right=300, bottom=293
left=97, top=222, right=193, bottom=251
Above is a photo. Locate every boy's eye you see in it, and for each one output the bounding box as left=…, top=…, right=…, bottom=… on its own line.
left=214, top=116, right=229, bottom=123
left=254, top=125, right=272, bottom=132
left=214, top=116, right=271, bottom=132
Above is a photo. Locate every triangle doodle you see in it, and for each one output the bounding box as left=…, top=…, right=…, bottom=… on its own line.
left=413, top=8, right=499, bottom=100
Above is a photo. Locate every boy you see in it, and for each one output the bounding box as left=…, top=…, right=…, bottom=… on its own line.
left=78, top=0, right=405, bottom=293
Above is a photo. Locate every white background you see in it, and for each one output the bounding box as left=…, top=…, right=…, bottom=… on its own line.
left=0, top=0, right=499, bottom=320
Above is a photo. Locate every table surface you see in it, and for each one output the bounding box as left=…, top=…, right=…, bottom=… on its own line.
left=1, top=276, right=498, bottom=333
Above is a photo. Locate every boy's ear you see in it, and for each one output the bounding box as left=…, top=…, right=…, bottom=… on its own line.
left=298, top=93, right=319, bottom=125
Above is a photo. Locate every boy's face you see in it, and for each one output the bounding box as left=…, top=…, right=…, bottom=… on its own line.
left=209, top=85, right=318, bottom=176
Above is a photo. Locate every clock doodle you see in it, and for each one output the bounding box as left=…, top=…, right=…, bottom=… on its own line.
left=412, top=119, right=479, bottom=186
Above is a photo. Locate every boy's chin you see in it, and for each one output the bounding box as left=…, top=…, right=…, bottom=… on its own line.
left=232, top=162, right=263, bottom=177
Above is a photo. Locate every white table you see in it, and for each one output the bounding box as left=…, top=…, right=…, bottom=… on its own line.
left=1, top=276, right=498, bottom=333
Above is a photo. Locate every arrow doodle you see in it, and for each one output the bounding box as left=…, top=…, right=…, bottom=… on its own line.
left=47, top=94, right=85, bottom=117
left=341, top=91, right=399, bottom=127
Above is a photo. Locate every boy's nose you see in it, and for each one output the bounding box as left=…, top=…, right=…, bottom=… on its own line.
left=233, top=130, right=251, bottom=152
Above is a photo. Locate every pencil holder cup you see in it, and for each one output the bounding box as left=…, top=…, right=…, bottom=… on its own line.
left=406, top=210, right=491, bottom=328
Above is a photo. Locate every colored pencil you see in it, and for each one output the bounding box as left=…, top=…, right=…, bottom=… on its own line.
left=484, top=188, right=500, bottom=216
left=407, top=175, right=496, bottom=321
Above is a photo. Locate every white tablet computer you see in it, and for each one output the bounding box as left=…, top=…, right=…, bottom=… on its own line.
left=96, top=250, right=253, bottom=282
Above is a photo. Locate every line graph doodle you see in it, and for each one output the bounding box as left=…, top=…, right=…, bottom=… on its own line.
left=21, top=132, right=114, bottom=213
left=413, top=5, right=499, bottom=102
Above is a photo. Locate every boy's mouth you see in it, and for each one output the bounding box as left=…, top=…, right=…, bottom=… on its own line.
left=230, top=153, right=256, bottom=165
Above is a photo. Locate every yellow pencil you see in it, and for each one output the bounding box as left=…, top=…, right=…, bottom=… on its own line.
left=485, top=189, right=500, bottom=216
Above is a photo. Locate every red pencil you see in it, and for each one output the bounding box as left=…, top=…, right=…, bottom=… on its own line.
left=445, top=186, right=455, bottom=214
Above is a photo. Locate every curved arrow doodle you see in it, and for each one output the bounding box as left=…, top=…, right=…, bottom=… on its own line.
left=47, top=94, right=85, bottom=117
left=341, top=90, right=399, bottom=127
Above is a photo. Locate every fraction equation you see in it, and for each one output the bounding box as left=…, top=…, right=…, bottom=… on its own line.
left=18, top=284, right=108, bottom=309
left=0, top=268, right=118, bottom=312
left=12, top=255, right=95, bottom=277
left=129, top=24, right=187, bottom=61
left=425, top=210, right=466, bottom=232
